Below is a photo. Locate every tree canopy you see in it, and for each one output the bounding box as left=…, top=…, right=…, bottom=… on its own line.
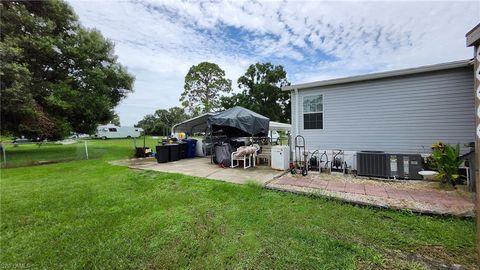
left=109, top=114, right=121, bottom=126
left=180, top=62, right=232, bottom=115
left=136, top=107, right=188, bottom=135
left=220, top=63, right=290, bottom=123
left=1, top=0, right=134, bottom=139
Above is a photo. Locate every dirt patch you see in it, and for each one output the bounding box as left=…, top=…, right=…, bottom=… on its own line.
left=1, top=157, right=89, bottom=169
left=413, top=245, right=476, bottom=270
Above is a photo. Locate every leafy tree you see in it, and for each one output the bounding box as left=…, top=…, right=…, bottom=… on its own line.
left=220, top=63, right=290, bottom=123
left=0, top=1, right=134, bottom=139
left=135, top=115, right=159, bottom=135
left=181, top=62, right=232, bottom=114
left=110, top=114, right=121, bottom=126
left=136, top=107, right=188, bottom=135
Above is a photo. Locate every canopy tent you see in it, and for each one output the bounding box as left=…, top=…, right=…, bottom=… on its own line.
left=269, top=121, right=291, bottom=132
left=171, top=107, right=287, bottom=137
left=172, top=113, right=217, bottom=134
left=207, top=106, right=270, bottom=137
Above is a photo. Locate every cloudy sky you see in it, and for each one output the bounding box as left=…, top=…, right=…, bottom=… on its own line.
left=68, top=0, right=479, bottom=126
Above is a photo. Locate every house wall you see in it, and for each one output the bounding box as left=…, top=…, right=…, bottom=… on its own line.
left=291, top=66, right=474, bottom=155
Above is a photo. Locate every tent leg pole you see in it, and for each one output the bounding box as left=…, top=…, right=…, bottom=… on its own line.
left=209, top=128, right=213, bottom=164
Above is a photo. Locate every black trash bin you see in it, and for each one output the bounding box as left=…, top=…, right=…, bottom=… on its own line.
left=155, top=145, right=169, bottom=163
left=179, top=143, right=187, bottom=159
left=167, top=144, right=180, bottom=161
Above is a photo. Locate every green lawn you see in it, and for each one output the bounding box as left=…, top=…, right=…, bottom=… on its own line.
left=0, top=137, right=160, bottom=168
left=0, top=139, right=477, bottom=269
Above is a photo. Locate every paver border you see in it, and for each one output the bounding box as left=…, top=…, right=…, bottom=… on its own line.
left=265, top=184, right=475, bottom=218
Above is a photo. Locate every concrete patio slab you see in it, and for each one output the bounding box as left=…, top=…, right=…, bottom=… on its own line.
left=110, top=158, right=474, bottom=216
left=110, top=157, right=285, bottom=185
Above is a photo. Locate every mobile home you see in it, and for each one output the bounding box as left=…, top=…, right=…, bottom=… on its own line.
left=95, top=125, right=143, bottom=139
left=283, top=60, right=474, bottom=170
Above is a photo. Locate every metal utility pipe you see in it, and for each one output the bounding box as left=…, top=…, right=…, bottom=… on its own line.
left=84, top=141, right=89, bottom=160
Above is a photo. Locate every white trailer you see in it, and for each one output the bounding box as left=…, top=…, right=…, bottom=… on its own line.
left=95, top=125, right=143, bottom=139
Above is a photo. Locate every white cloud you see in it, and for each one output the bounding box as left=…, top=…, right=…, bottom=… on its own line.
left=67, top=0, right=480, bottom=125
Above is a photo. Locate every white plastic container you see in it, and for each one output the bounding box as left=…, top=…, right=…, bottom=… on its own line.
left=271, top=145, right=290, bottom=170
left=195, top=139, right=205, bottom=157
left=419, top=170, right=438, bottom=180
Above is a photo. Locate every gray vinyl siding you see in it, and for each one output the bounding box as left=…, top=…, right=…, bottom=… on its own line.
left=293, top=66, right=474, bottom=154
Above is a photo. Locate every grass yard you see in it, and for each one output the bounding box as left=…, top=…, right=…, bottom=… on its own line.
left=0, top=137, right=160, bottom=168
left=0, top=139, right=477, bottom=269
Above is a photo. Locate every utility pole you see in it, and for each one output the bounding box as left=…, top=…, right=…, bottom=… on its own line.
left=466, top=23, right=480, bottom=261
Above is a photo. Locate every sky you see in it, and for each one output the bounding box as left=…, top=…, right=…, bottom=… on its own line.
left=67, top=0, right=480, bottom=126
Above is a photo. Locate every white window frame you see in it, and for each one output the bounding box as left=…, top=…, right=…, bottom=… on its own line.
left=302, top=94, right=324, bottom=130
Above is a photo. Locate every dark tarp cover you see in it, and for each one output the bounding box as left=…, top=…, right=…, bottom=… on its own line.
left=207, top=106, right=270, bottom=137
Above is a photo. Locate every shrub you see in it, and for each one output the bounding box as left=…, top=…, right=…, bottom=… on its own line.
left=430, top=141, right=463, bottom=187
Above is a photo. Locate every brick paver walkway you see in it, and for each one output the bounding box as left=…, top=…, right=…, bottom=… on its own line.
left=267, top=175, right=474, bottom=217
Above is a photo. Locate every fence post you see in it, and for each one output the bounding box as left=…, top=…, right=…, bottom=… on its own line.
left=84, top=140, right=89, bottom=160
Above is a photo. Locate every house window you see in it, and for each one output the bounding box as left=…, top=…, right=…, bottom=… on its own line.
left=303, top=95, right=323, bottom=129
left=108, top=128, right=117, bottom=132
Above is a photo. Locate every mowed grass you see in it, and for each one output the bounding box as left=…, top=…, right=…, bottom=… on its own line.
left=1, top=137, right=160, bottom=167
left=0, top=139, right=477, bottom=269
